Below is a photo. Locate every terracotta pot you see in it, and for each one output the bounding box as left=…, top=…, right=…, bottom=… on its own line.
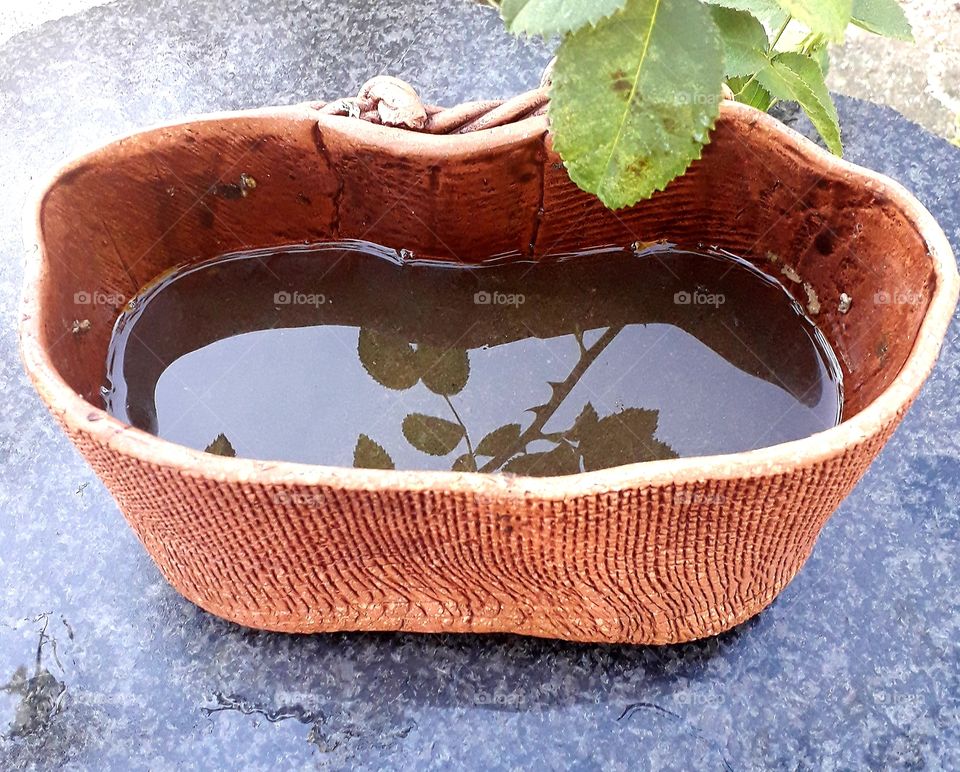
left=19, top=101, right=958, bottom=644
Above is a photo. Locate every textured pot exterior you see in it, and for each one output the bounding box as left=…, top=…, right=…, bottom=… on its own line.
left=20, top=102, right=959, bottom=644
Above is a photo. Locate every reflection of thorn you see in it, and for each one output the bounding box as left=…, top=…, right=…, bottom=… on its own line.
left=528, top=404, right=550, bottom=422
left=75, top=482, right=89, bottom=496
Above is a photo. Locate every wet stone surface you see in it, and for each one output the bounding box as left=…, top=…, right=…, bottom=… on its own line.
left=0, top=0, right=959, bottom=769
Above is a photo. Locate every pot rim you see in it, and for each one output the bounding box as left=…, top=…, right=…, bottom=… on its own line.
left=19, top=101, right=959, bottom=500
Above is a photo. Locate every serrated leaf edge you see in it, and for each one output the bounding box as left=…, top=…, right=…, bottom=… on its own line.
left=503, top=0, right=630, bottom=39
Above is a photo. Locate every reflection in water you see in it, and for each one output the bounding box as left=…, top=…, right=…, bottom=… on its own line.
left=351, top=324, right=676, bottom=475
left=104, top=241, right=843, bottom=475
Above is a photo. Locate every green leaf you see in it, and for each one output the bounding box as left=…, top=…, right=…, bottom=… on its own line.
left=402, top=414, right=465, bottom=456
left=810, top=40, right=830, bottom=75
left=727, top=76, right=775, bottom=110
left=357, top=328, right=419, bottom=391
left=774, top=0, right=852, bottom=41
left=549, top=0, right=724, bottom=209
left=204, top=433, right=236, bottom=457
left=755, top=51, right=842, bottom=154
left=353, top=434, right=395, bottom=470
left=500, top=0, right=628, bottom=37
left=417, top=345, right=470, bottom=396
left=851, top=0, right=912, bottom=41
left=476, top=423, right=523, bottom=456
left=711, top=7, right=771, bottom=77
left=700, top=0, right=787, bottom=28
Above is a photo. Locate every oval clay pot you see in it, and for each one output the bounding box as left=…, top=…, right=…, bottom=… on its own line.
left=19, top=101, right=959, bottom=644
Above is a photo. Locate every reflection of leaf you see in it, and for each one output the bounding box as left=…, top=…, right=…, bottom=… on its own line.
left=503, top=452, right=547, bottom=475
left=204, top=433, right=236, bottom=457
left=357, top=329, right=419, bottom=390
left=476, top=423, right=522, bottom=457
left=567, top=403, right=600, bottom=442
left=353, top=434, right=395, bottom=470
left=402, top=414, right=465, bottom=456
left=540, top=443, right=581, bottom=475
left=579, top=408, right=677, bottom=471
left=503, top=443, right=580, bottom=476
left=451, top=453, right=477, bottom=472
left=417, top=345, right=470, bottom=396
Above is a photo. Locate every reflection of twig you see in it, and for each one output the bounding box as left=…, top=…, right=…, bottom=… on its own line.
left=479, top=326, right=623, bottom=473
left=443, top=395, right=475, bottom=460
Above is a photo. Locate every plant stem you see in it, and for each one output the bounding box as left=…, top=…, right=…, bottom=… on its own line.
left=734, top=15, right=793, bottom=101
left=770, top=16, right=792, bottom=50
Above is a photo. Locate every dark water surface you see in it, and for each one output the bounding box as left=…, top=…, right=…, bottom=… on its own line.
left=103, top=241, right=843, bottom=474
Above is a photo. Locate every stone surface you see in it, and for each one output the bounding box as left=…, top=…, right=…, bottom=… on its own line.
left=828, top=1, right=960, bottom=142
left=5, top=0, right=959, bottom=141
left=1, top=0, right=959, bottom=769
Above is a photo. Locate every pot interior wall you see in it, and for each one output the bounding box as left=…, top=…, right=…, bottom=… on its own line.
left=34, top=109, right=935, bottom=427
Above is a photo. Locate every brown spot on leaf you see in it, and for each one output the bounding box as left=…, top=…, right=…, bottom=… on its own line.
left=610, top=69, right=632, bottom=98
left=627, top=156, right=650, bottom=177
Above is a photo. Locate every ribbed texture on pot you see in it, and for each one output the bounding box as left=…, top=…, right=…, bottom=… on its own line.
left=60, top=411, right=900, bottom=644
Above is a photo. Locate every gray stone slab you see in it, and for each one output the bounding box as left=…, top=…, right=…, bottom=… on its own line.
left=0, top=1, right=958, bottom=769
